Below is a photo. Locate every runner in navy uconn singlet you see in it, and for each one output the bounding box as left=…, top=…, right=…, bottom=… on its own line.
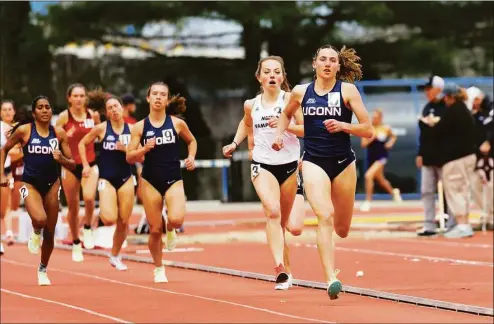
left=301, top=80, right=356, bottom=181
left=22, top=123, right=60, bottom=196
left=126, top=82, right=197, bottom=283
left=140, top=113, right=181, bottom=196
left=99, top=122, right=132, bottom=190
left=1, top=96, right=75, bottom=286
left=78, top=93, right=136, bottom=271
left=273, top=45, right=373, bottom=300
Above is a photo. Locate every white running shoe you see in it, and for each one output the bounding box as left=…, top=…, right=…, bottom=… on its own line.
left=166, top=228, right=177, bottom=251
left=0, top=242, right=4, bottom=255
left=393, top=189, right=403, bottom=203
left=109, top=255, right=128, bottom=271
left=275, top=273, right=293, bottom=290
left=83, top=228, right=95, bottom=250
left=5, top=230, right=14, bottom=246
left=154, top=265, right=168, bottom=283
left=359, top=200, right=371, bottom=212
left=28, top=231, right=41, bottom=255
left=38, top=271, right=51, bottom=286
left=72, top=243, right=84, bottom=262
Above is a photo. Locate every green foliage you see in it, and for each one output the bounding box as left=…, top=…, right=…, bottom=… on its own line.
left=0, top=2, right=54, bottom=104
left=40, top=1, right=494, bottom=82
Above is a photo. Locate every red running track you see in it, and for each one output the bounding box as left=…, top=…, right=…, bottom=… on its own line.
left=1, top=237, right=492, bottom=323
left=125, top=232, right=494, bottom=308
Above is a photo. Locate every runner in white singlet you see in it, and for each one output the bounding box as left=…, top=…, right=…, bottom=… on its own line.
left=1, top=120, right=12, bottom=255
left=222, top=56, right=304, bottom=290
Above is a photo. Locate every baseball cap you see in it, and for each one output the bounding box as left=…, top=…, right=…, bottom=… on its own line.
left=464, top=86, right=484, bottom=110
left=423, top=75, right=445, bottom=90
left=442, top=83, right=461, bottom=96
left=121, top=94, right=136, bottom=105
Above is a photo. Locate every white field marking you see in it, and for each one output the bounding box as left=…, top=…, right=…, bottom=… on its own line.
left=1, top=288, right=131, bottom=323
left=2, top=259, right=334, bottom=324
left=295, top=244, right=493, bottom=267
left=337, top=246, right=493, bottom=267
left=135, top=247, right=204, bottom=254
left=397, top=239, right=493, bottom=249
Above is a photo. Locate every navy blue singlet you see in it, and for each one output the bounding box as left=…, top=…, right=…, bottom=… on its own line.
left=99, top=121, right=133, bottom=190
left=22, top=123, right=60, bottom=196
left=366, top=128, right=389, bottom=166
left=140, top=114, right=181, bottom=196
left=301, top=80, right=356, bottom=181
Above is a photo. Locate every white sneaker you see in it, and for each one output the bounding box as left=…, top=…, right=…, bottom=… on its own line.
left=393, top=189, right=403, bottom=203
left=444, top=224, right=474, bottom=238
left=0, top=242, right=4, bottom=255
left=166, top=228, right=177, bottom=251
left=83, top=228, right=95, bottom=250
left=28, top=231, right=41, bottom=255
left=38, top=271, right=51, bottom=286
left=5, top=230, right=14, bottom=246
left=72, top=243, right=84, bottom=262
left=154, top=265, right=168, bottom=283
left=275, top=273, right=293, bottom=290
left=359, top=200, right=371, bottom=212
left=109, top=255, right=128, bottom=271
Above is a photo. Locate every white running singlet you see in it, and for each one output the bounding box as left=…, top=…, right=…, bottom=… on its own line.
left=0, top=121, right=11, bottom=169
left=251, top=90, right=300, bottom=165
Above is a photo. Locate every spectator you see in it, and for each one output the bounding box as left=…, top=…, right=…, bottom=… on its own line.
left=466, top=87, right=493, bottom=230
left=121, top=94, right=137, bottom=124
left=428, top=83, right=477, bottom=238
left=416, top=76, right=454, bottom=236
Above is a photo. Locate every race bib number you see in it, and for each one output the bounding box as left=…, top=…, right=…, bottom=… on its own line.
left=19, top=185, right=28, bottom=199
left=119, top=134, right=131, bottom=146
left=49, top=138, right=59, bottom=150
left=15, top=165, right=24, bottom=176
left=162, top=129, right=176, bottom=144
left=98, top=179, right=106, bottom=191
left=84, top=118, right=95, bottom=129
left=251, top=163, right=261, bottom=181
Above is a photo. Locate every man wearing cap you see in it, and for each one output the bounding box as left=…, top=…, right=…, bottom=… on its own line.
left=416, top=75, right=453, bottom=236
left=121, top=94, right=137, bottom=124
left=427, top=83, right=476, bottom=238
left=466, top=87, right=493, bottom=230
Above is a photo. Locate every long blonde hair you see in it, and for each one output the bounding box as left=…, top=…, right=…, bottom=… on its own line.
left=313, top=45, right=363, bottom=83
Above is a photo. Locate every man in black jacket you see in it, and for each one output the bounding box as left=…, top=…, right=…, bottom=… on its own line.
left=427, top=83, right=477, bottom=238
left=416, top=76, right=453, bottom=236
left=466, top=87, right=493, bottom=229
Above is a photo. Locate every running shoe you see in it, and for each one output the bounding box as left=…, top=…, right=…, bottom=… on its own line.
left=327, top=269, right=342, bottom=300
left=274, top=264, right=289, bottom=290
left=72, top=242, right=84, bottom=262
left=166, top=228, right=177, bottom=251
left=28, top=231, right=41, bottom=255
left=109, top=255, right=128, bottom=271
left=38, top=270, right=51, bottom=286
left=154, top=265, right=168, bottom=283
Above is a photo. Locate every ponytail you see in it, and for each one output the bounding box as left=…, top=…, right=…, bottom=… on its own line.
left=9, top=113, right=33, bottom=137
left=166, top=95, right=187, bottom=116
left=9, top=95, right=51, bottom=137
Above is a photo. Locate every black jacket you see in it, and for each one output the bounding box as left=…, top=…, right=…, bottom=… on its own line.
left=418, top=99, right=447, bottom=166
left=477, top=96, right=493, bottom=157
left=433, top=101, right=476, bottom=165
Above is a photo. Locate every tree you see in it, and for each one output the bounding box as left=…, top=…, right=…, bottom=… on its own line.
left=0, top=2, right=54, bottom=104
